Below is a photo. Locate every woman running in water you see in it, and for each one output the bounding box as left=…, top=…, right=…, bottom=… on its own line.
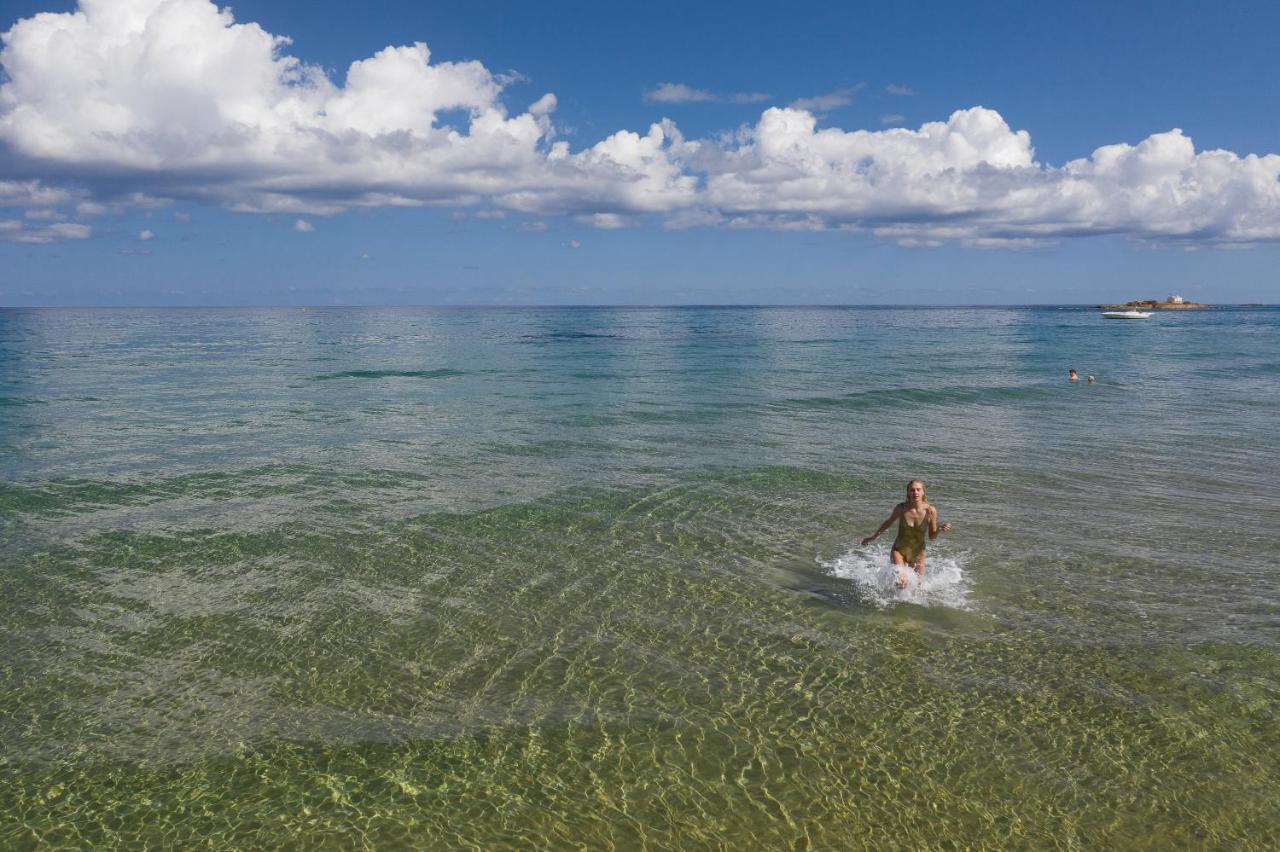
left=861, top=479, right=952, bottom=588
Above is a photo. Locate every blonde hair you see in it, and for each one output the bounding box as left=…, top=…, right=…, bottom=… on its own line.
left=905, top=479, right=927, bottom=504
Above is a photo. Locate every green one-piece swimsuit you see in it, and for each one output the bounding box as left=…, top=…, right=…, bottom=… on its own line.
left=893, top=511, right=928, bottom=563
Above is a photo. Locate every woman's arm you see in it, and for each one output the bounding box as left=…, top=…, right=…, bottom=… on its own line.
left=862, top=504, right=903, bottom=545
left=927, top=506, right=953, bottom=540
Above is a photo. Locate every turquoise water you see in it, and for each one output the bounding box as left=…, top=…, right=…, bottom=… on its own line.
left=2, top=306, right=1277, bottom=847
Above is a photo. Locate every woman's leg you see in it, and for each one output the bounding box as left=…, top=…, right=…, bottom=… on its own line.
left=891, top=549, right=911, bottom=588
left=912, top=552, right=926, bottom=577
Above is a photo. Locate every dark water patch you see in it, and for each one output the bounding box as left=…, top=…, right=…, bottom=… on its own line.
left=521, top=331, right=621, bottom=343
left=0, top=465, right=440, bottom=518
left=308, top=369, right=465, bottom=381
left=482, top=439, right=621, bottom=458
left=559, top=386, right=1034, bottom=427
left=0, top=396, right=45, bottom=407
left=699, top=464, right=858, bottom=493
left=546, top=412, right=631, bottom=428
left=568, top=371, right=621, bottom=380
left=0, top=469, right=303, bottom=517
left=621, top=405, right=741, bottom=425
left=777, top=384, right=1059, bottom=412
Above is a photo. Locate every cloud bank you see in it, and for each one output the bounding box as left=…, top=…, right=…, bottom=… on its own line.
left=2, top=0, right=1279, bottom=247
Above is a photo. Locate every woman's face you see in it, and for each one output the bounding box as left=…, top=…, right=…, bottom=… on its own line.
left=907, top=481, right=925, bottom=503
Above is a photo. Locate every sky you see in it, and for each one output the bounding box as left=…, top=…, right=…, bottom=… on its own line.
left=1, top=0, right=1278, bottom=306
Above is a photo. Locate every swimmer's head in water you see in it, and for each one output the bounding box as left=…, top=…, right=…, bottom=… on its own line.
left=906, top=479, right=926, bottom=504
left=1068, top=369, right=1079, bottom=380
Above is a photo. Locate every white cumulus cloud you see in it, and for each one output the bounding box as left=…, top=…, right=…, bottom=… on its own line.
left=1, top=0, right=1279, bottom=247
left=0, top=0, right=695, bottom=219
left=689, top=107, right=1280, bottom=245
left=294, top=219, right=314, bottom=232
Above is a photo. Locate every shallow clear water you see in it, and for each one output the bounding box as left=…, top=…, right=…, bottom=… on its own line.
left=2, top=306, right=1277, bottom=847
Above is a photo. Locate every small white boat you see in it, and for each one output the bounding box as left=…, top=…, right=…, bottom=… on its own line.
left=1101, top=310, right=1153, bottom=319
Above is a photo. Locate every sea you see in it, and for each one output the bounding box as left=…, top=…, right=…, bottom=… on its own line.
left=2, top=305, right=1277, bottom=848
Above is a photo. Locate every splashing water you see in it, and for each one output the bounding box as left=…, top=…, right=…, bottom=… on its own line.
left=822, top=544, right=973, bottom=610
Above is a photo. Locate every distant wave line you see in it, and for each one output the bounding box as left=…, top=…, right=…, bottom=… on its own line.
left=307, top=369, right=465, bottom=381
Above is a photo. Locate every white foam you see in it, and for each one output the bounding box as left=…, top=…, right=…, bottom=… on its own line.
left=820, top=544, right=972, bottom=610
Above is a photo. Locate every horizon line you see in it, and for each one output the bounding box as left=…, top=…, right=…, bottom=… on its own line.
left=0, top=303, right=1270, bottom=311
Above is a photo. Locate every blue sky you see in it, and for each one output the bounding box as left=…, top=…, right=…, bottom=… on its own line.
left=1, top=0, right=1278, bottom=305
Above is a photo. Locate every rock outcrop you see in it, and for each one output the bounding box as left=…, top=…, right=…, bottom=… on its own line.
left=1097, top=297, right=1209, bottom=310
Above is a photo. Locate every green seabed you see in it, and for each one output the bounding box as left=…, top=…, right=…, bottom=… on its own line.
left=3, top=480, right=1277, bottom=849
